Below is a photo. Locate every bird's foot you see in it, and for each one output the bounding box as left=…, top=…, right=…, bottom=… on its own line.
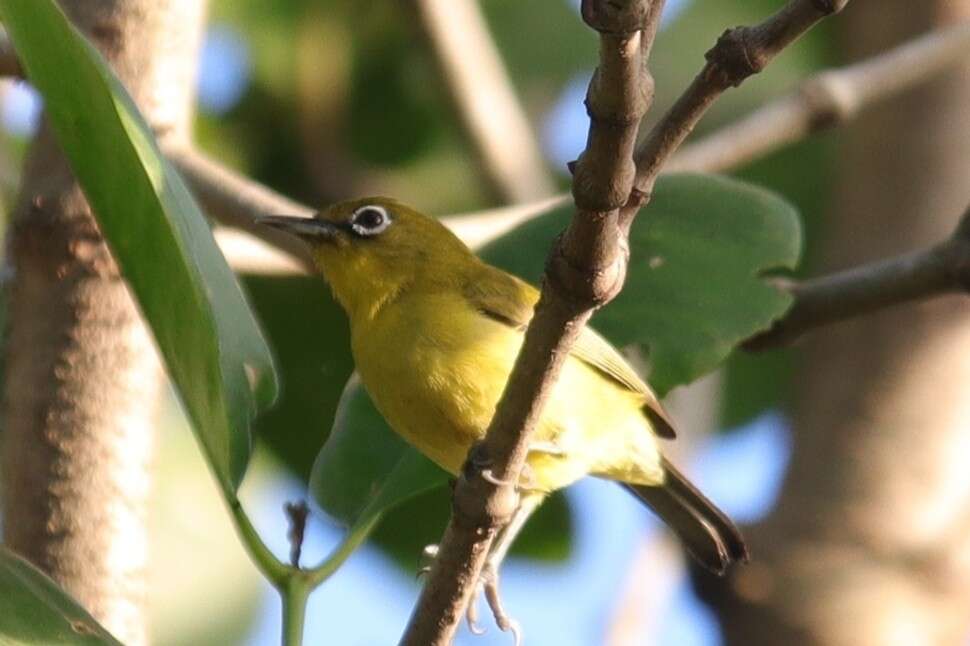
left=416, top=545, right=521, bottom=643
left=467, top=562, right=521, bottom=644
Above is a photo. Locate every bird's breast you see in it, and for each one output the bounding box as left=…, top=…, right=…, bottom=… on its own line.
left=349, top=292, right=662, bottom=490
left=351, top=293, right=519, bottom=474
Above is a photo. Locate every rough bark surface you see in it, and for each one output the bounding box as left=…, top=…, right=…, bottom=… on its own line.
left=700, top=2, right=970, bottom=645
left=1, top=1, right=206, bottom=644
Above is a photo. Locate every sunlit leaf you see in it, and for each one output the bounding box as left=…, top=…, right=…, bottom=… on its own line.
left=0, top=0, right=279, bottom=491
left=480, top=173, right=801, bottom=395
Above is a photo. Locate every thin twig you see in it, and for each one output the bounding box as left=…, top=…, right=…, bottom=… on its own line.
left=746, top=205, right=970, bottom=349
left=668, top=21, right=970, bottom=173
left=284, top=501, right=310, bottom=569
left=622, top=0, right=850, bottom=228
left=408, top=0, right=555, bottom=203
left=399, top=2, right=660, bottom=644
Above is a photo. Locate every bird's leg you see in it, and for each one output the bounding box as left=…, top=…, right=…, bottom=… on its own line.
left=470, top=493, right=543, bottom=643
left=482, top=563, right=520, bottom=645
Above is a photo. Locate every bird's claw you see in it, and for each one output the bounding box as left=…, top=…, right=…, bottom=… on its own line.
left=480, top=563, right=522, bottom=646
left=480, top=468, right=514, bottom=486
left=465, top=586, right=486, bottom=635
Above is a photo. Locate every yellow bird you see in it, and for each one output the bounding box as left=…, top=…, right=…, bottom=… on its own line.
left=261, top=198, right=746, bottom=620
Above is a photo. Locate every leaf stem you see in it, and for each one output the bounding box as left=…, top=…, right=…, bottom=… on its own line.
left=280, top=578, right=311, bottom=646
left=227, top=495, right=291, bottom=587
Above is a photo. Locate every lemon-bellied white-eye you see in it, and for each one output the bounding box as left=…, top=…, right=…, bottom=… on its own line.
left=260, top=198, right=746, bottom=631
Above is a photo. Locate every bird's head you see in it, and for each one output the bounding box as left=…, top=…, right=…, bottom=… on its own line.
left=260, top=197, right=473, bottom=320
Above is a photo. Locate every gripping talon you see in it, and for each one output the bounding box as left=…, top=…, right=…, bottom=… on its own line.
left=482, top=564, right=521, bottom=644
left=480, top=469, right=514, bottom=487
left=465, top=586, right=486, bottom=635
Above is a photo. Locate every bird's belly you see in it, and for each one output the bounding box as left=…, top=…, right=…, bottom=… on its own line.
left=353, top=301, right=516, bottom=475
left=352, top=299, right=661, bottom=489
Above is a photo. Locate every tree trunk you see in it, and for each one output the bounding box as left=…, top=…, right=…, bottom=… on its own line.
left=699, top=2, right=970, bottom=644
left=1, top=1, right=206, bottom=644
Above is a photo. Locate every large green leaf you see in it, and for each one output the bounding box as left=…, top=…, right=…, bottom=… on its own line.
left=0, top=548, right=122, bottom=646
left=244, top=275, right=354, bottom=481
left=308, top=378, right=448, bottom=577
left=480, top=173, right=801, bottom=395
left=311, top=377, right=448, bottom=525
left=0, top=0, right=278, bottom=491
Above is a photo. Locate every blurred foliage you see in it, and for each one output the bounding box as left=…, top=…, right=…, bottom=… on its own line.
left=721, top=136, right=837, bottom=428
left=0, top=0, right=847, bottom=640
left=245, top=275, right=354, bottom=480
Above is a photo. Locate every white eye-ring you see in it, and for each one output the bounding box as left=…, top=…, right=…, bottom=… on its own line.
left=350, top=205, right=392, bottom=236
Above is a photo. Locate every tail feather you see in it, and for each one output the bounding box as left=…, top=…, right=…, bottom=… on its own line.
left=624, top=457, right=748, bottom=575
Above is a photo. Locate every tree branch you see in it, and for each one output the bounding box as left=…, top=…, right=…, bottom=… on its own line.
left=399, top=2, right=660, bottom=644
left=668, top=21, right=970, bottom=173
left=170, top=145, right=569, bottom=275
left=168, top=145, right=317, bottom=271
left=171, top=19, right=970, bottom=278
left=746, top=204, right=970, bottom=349
left=623, top=0, right=850, bottom=228
left=408, top=0, right=555, bottom=203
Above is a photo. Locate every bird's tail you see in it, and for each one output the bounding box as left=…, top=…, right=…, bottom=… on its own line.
left=623, top=457, right=748, bottom=575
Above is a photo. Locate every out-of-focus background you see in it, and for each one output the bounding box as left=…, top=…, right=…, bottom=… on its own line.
left=3, top=0, right=969, bottom=644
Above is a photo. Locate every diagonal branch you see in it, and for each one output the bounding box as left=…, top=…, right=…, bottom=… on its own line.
left=668, top=21, right=970, bottom=173
left=402, top=1, right=854, bottom=642
left=746, top=204, right=970, bottom=349
left=399, top=2, right=661, bottom=644
left=408, top=0, right=555, bottom=203
left=623, top=0, right=850, bottom=228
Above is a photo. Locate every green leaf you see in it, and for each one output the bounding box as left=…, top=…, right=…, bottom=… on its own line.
left=0, top=547, right=122, bottom=645
left=311, top=377, right=448, bottom=523
left=0, top=0, right=278, bottom=491
left=308, top=377, right=449, bottom=579
left=244, top=275, right=354, bottom=482
left=480, top=173, right=801, bottom=395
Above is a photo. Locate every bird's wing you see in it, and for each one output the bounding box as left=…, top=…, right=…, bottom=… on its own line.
left=463, top=263, right=677, bottom=439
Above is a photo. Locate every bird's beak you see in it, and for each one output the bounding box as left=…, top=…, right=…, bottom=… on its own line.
left=258, top=215, right=340, bottom=242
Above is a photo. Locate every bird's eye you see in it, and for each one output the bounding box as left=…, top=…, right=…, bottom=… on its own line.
left=350, top=205, right=391, bottom=236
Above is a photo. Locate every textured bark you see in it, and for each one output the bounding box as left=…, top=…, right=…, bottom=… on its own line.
left=700, top=2, right=970, bottom=645
left=0, top=1, right=206, bottom=644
